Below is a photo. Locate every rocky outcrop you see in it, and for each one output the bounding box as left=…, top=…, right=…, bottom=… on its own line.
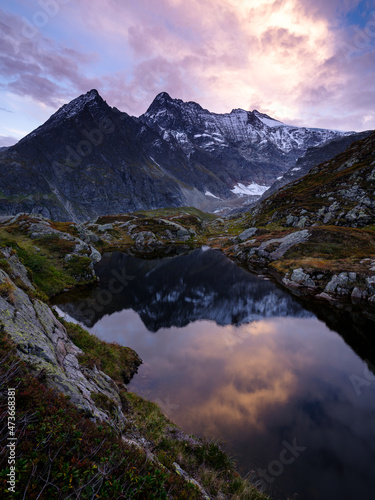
left=261, top=131, right=371, bottom=201
left=233, top=229, right=310, bottom=263
left=249, top=131, right=375, bottom=230
left=0, top=265, right=140, bottom=429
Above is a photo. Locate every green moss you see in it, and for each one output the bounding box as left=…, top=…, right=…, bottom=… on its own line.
left=122, top=390, right=269, bottom=500
left=91, top=392, right=118, bottom=418
left=0, top=227, right=95, bottom=298
left=64, top=321, right=142, bottom=384
left=64, top=255, right=93, bottom=281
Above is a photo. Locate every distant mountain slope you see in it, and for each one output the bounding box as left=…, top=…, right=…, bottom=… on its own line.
left=140, top=92, right=353, bottom=192
left=249, top=131, right=375, bottom=229
left=261, top=131, right=372, bottom=201
left=0, top=89, right=355, bottom=221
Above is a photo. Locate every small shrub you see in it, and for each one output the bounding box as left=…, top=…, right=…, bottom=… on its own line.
left=0, top=278, right=16, bottom=304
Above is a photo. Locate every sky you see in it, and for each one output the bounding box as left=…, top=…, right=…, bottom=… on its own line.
left=0, top=0, right=375, bottom=146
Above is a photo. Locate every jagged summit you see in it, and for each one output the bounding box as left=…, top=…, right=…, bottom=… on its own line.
left=154, top=91, right=173, bottom=101
left=54, top=89, right=105, bottom=120
left=145, top=91, right=205, bottom=120
left=0, top=89, right=363, bottom=222
left=19, top=89, right=109, bottom=144
left=251, top=110, right=286, bottom=127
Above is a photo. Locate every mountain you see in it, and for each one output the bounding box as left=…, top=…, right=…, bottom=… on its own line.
left=0, top=89, right=357, bottom=221
left=249, top=130, right=375, bottom=229
left=223, top=131, right=375, bottom=316
left=260, top=130, right=372, bottom=201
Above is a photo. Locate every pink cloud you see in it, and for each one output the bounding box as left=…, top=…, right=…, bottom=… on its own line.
left=0, top=0, right=374, bottom=132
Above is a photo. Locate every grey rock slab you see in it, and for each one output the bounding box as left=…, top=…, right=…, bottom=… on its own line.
left=237, top=227, right=257, bottom=242
left=0, top=269, right=126, bottom=429
left=0, top=248, right=35, bottom=291
left=324, top=273, right=352, bottom=294
left=89, top=246, right=102, bottom=264
left=257, top=230, right=310, bottom=260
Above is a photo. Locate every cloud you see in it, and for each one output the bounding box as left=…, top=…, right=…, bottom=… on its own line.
left=0, top=135, right=17, bottom=147
left=0, top=9, right=100, bottom=107
left=0, top=0, right=374, bottom=132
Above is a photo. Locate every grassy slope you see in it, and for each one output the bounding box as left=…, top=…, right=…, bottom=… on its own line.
left=214, top=133, right=375, bottom=299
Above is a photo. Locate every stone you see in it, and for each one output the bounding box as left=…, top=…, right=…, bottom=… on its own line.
left=257, top=230, right=310, bottom=260
left=290, top=268, right=316, bottom=287
left=351, top=287, right=363, bottom=303
left=286, top=215, right=297, bottom=226
left=315, top=292, right=337, bottom=302
left=323, top=212, right=333, bottom=224
left=89, top=246, right=102, bottom=264
left=97, top=223, right=114, bottom=232
left=366, top=276, right=375, bottom=294
left=295, top=216, right=308, bottom=228
left=134, top=231, right=157, bottom=246
left=317, top=208, right=326, bottom=217
left=0, top=248, right=35, bottom=291
left=237, top=228, right=257, bottom=242
left=324, top=273, right=350, bottom=295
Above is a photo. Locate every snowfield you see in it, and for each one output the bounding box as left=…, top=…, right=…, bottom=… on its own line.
left=231, top=183, right=270, bottom=196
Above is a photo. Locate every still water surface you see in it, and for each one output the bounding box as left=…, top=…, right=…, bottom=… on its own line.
left=55, top=248, right=375, bottom=500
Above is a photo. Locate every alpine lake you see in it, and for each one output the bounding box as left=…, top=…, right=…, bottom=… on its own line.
left=53, top=247, right=375, bottom=500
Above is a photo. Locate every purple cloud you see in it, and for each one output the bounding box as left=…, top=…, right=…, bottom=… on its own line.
left=0, top=0, right=374, bottom=132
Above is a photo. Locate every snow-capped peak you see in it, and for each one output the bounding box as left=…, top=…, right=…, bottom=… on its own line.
left=54, top=89, right=103, bottom=120
left=253, top=110, right=286, bottom=128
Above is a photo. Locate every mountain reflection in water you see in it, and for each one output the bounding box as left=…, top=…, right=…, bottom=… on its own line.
left=55, top=249, right=375, bottom=500
left=57, top=248, right=312, bottom=330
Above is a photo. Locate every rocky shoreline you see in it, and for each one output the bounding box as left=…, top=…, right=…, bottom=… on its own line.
left=224, top=227, right=375, bottom=320
left=0, top=211, right=271, bottom=499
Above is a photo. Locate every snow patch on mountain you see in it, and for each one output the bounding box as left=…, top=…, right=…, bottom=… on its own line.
left=205, top=191, right=220, bottom=199
left=254, top=112, right=287, bottom=128
left=231, top=183, right=270, bottom=196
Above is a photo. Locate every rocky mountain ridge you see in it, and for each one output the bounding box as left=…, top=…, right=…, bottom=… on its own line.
left=261, top=130, right=372, bottom=201
left=0, top=90, right=359, bottom=222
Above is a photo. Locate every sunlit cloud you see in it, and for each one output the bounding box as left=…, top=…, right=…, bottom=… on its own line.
left=0, top=0, right=374, bottom=134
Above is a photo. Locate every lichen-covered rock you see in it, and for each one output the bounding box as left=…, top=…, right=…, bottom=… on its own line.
left=295, top=216, right=308, bottom=228
left=366, top=276, right=375, bottom=294
left=89, top=245, right=102, bottom=264
left=324, top=272, right=356, bottom=296
left=0, top=270, right=127, bottom=429
left=0, top=247, right=35, bottom=291
left=351, top=287, right=366, bottom=303
left=97, top=223, right=114, bottom=232
left=237, top=227, right=257, bottom=242
left=290, top=268, right=316, bottom=287
left=134, top=231, right=157, bottom=246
